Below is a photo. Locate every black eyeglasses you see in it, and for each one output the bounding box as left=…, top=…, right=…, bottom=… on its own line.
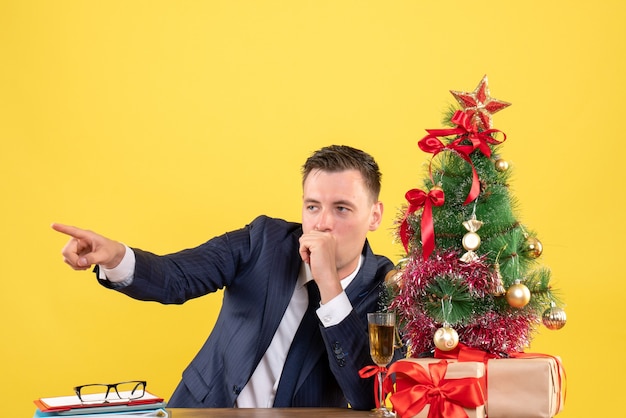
left=73, top=380, right=146, bottom=404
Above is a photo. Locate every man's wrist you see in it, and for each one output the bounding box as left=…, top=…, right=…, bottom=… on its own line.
left=100, top=245, right=135, bottom=284
left=102, top=241, right=129, bottom=269
left=316, top=291, right=352, bottom=327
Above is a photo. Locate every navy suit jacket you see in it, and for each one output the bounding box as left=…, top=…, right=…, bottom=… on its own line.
left=105, top=215, right=394, bottom=409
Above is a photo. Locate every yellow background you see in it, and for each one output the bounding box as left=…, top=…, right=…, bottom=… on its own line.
left=1, top=1, right=623, bottom=416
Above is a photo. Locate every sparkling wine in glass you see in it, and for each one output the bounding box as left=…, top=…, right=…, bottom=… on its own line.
left=367, top=312, right=396, bottom=417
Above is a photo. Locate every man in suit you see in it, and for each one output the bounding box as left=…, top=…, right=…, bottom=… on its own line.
left=52, top=145, right=397, bottom=409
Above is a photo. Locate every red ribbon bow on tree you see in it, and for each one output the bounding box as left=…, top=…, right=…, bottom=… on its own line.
left=424, top=110, right=506, bottom=158
left=418, top=110, right=507, bottom=205
left=399, top=187, right=445, bottom=259
left=384, top=360, right=485, bottom=418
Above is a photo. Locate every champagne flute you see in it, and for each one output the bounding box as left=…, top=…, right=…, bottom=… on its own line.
left=367, top=312, right=396, bottom=417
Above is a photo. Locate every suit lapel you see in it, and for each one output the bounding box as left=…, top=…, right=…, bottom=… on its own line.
left=251, top=230, right=303, bottom=371
left=345, top=241, right=380, bottom=309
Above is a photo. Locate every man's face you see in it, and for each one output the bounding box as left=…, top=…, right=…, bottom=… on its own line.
left=301, top=168, right=383, bottom=278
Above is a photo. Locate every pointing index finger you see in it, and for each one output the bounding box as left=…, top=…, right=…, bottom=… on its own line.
left=51, top=223, right=89, bottom=239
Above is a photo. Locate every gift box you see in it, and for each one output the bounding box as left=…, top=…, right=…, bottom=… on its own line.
left=486, top=356, right=565, bottom=418
left=385, top=358, right=486, bottom=418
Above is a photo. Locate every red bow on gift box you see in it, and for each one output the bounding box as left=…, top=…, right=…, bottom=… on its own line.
left=434, top=344, right=567, bottom=417
left=384, top=360, right=485, bottom=418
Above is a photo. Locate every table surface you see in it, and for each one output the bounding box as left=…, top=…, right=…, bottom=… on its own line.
left=167, top=408, right=374, bottom=417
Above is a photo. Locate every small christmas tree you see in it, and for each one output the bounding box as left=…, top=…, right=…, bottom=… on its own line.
left=388, top=75, right=566, bottom=357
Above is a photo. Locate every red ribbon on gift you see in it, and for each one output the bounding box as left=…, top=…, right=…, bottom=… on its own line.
left=384, top=360, right=485, bottom=418
left=434, top=343, right=501, bottom=363
left=399, top=187, right=445, bottom=259
left=359, top=365, right=388, bottom=409
left=434, top=345, right=567, bottom=415
left=434, top=343, right=501, bottom=401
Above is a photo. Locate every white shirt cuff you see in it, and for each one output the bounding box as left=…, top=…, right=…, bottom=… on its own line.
left=316, top=291, right=352, bottom=328
left=98, top=244, right=136, bottom=285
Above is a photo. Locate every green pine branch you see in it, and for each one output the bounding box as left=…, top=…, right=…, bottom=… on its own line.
left=423, top=276, right=474, bottom=325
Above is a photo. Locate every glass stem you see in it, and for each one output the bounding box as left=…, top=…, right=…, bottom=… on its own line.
left=378, top=370, right=384, bottom=410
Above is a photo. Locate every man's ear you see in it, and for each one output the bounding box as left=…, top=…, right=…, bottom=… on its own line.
left=369, top=201, right=384, bottom=231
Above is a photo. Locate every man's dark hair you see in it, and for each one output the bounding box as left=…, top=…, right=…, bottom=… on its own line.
left=302, top=145, right=382, bottom=201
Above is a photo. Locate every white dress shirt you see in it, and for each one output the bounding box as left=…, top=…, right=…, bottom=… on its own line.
left=99, top=245, right=361, bottom=407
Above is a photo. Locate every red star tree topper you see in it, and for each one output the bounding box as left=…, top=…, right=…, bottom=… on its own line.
left=450, top=74, right=511, bottom=130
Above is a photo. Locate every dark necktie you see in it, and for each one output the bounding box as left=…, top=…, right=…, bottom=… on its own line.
left=273, top=281, right=321, bottom=407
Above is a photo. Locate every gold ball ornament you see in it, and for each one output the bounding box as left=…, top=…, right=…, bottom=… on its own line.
left=524, top=237, right=543, bottom=258
left=495, top=158, right=509, bottom=172
left=385, top=269, right=404, bottom=292
left=542, top=305, right=567, bottom=330
left=506, top=280, right=531, bottom=308
left=385, top=269, right=398, bottom=284
left=433, top=325, right=459, bottom=351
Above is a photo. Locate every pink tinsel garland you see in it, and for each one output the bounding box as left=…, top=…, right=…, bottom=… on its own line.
left=390, top=250, right=538, bottom=355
